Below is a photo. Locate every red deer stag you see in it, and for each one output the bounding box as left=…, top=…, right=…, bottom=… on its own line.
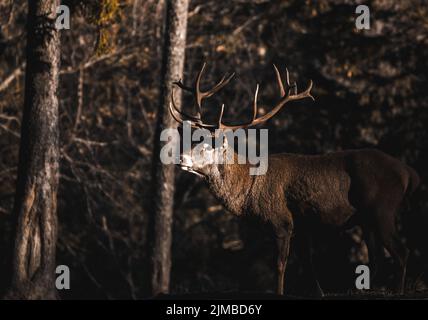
left=169, top=63, right=420, bottom=295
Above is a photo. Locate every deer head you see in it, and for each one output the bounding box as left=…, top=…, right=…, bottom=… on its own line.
left=169, top=63, right=314, bottom=177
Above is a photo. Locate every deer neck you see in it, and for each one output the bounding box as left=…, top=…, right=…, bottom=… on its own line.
left=205, top=153, right=253, bottom=216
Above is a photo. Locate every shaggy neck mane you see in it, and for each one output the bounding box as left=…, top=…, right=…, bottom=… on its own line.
left=205, top=153, right=254, bottom=216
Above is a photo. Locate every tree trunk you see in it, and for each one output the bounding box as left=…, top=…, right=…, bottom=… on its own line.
left=5, top=0, right=60, bottom=300
left=150, top=0, right=189, bottom=296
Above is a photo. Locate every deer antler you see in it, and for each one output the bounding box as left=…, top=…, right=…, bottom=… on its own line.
left=169, top=63, right=314, bottom=130
left=169, top=63, right=235, bottom=128
left=217, top=65, right=314, bottom=130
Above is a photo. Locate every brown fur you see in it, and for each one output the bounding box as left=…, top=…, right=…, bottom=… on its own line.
left=201, top=148, right=419, bottom=295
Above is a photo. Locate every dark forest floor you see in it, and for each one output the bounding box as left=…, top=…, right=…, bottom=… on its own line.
left=154, top=291, right=428, bottom=300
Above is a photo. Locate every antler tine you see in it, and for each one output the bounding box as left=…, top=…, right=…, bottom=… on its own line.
left=273, top=64, right=285, bottom=97
left=292, top=82, right=298, bottom=95
left=273, top=65, right=298, bottom=97
left=284, top=67, right=299, bottom=95
left=173, top=79, right=193, bottom=92
left=285, top=67, right=290, bottom=87
left=248, top=79, right=314, bottom=126
left=191, top=63, right=235, bottom=113
left=217, top=84, right=260, bottom=130
left=170, top=87, right=202, bottom=122
left=169, top=100, right=187, bottom=125
left=218, top=104, right=225, bottom=129
left=170, top=88, right=217, bottom=129
left=169, top=62, right=235, bottom=130
left=288, top=80, right=314, bottom=101
left=194, top=62, right=207, bottom=109
left=218, top=69, right=314, bottom=130
left=203, top=72, right=236, bottom=99
left=195, top=64, right=235, bottom=106
left=252, top=84, right=260, bottom=121
left=169, top=102, right=184, bottom=124
left=169, top=97, right=216, bottom=129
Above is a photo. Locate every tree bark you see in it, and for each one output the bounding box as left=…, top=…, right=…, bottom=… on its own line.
left=150, top=0, right=189, bottom=296
left=5, top=0, right=60, bottom=300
